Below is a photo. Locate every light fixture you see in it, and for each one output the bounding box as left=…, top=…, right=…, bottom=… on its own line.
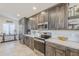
left=29, top=18, right=33, bottom=20
left=33, top=6, right=37, bottom=10
left=17, top=14, right=20, bottom=17
left=41, top=11, right=46, bottom=15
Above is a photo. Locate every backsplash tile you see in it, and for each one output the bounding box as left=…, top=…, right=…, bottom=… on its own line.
left=31, top=30, right=79, bottom=42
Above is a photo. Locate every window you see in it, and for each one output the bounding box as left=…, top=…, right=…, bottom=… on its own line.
left=3, top=23, right=15, bottom=35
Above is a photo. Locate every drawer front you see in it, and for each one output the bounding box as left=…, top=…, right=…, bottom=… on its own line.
left=55, top=49, right=66, bottom=56
left=46, top=44, right=55, bottom=56
left=46, top=42, right=66, bottom=50
left=46, top=42, right=66, bottom=56
left=70, top=52, right=79, bottom=56
left=67, top=48, right=79, bottom=56
left=51, top=43, right=66, bottom=50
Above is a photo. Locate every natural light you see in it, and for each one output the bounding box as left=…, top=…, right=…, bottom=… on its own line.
left=3, top=23, right=15, bottom=35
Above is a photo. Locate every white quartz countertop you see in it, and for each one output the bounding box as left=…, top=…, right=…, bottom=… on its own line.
left=23, top=34, right=79, bottom=50
left=46, top=38, right=79, bottom=50
left=23, top=34, right=34, bottom=37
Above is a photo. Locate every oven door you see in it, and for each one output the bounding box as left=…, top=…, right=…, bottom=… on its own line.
left=34, top=38, right=45, bottom=56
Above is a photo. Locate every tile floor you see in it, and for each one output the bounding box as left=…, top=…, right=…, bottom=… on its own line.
left=0, top=41, right=37, bottom=56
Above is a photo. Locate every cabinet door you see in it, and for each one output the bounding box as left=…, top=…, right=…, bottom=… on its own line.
left=44, top=12, right=48, bottom=22
left=70, top=52, right=79, bottom=56
left=46, top=42, right=55, bottom=56
left=56, top=5, right=67, bottom=29
left=29, top=37, right=34, bottom=50
left=25, top=36, right=30, bottom=47
left=19, top=35, right=24, bottom=44
left=48, top=4, right=68, bottom=30
left=48, top=9, right=56, bottom=30
left=66, top=48, right=79, bottom=56
left=46, top=42, right=66, bottom=56
left=55, top=49, right=66, bottom=56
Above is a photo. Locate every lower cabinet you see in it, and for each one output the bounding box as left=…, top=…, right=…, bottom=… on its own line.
left=24, top=36, right=34, bottom=50
left=55, top=49, right=66, bottom=56
left=46, top=42, right=66, bottom=56
left=20, top=36, right=79, bottom=56
left=29, top=37, right=34, bottom=50
left=19, top=35, right=25, bottom=44
left=46, top=41, right=79, bottom=56
left=66, top=48, right=79, bottom=56
left=46, top=43, right=55, bottom=56
left=24, top=36, right=30, bottom=47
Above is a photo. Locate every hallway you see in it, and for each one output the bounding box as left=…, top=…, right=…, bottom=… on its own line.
left=0, top=41, right=37, bottom=56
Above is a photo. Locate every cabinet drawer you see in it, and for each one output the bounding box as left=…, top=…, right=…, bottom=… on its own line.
left=67, top=48, right=79, bottom=56
left=56, top=49, right=66, bottom=56
left=46, top=42, right=66, bottom=56
left=47, top=42, right=66, bottom=50
left=46, top=44, right=55, bottom=56
left=70, top=52, right=79, bottom=56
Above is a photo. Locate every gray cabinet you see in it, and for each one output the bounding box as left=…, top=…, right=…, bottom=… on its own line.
left=46, top=42, right=55, bottom=56
left=46, top=42, right=66, bottom=56
left=46, top=41, right=79, bottom=56
left=24, top=36, right=34, bottom=50
left=29, top=3, right=68, bottom=30
left=48, top=4, right=68, bottom=30
left=29, top=37, right=34, bottom=50
left=29, top=15, right=38, bottom=30
left=24, top=36, right=30, bottom=47
left=55, top=49, right=66, bottom=56
left=66, top=48, right=79, bottom=56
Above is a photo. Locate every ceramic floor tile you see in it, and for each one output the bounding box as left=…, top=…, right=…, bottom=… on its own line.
left=0, top=41, right=37, bottom=56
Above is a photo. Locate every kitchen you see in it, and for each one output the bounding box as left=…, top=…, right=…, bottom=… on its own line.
left=0, top=3, right=79, bottom=56
left=19, top=3, right=79, bottom=56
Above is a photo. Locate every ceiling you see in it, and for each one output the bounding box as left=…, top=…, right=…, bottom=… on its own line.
left=0, top=3, right=57, bottom=20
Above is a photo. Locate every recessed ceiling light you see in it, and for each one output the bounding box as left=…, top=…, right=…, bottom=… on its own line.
left=41, top=11, right=46, bottom=15
left=17, top=14, right=20, bottom=17
left=29, top=18, right=33, bottom=20
left=33, top=6, right=37, bottom=10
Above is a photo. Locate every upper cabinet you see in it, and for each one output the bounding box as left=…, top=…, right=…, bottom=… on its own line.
left=29, top=3, right=69, bottom=30
left=29, top=15, right=38, bottom=30
left=38, top=11, right=48, bottom=30
left=48, top=3, right=68, bottom=30
left=29, top=11, right=49, bottom=30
